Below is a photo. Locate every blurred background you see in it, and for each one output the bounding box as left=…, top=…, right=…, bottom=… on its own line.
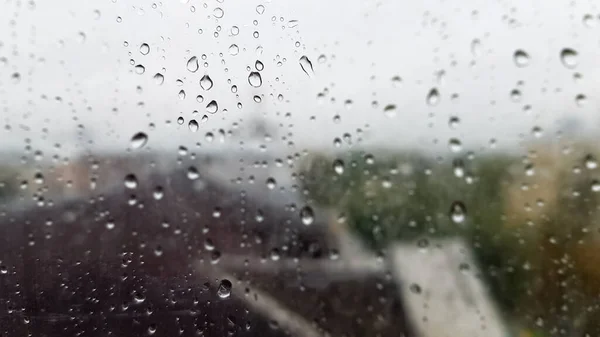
left=1, top=0, right=599, bottom=336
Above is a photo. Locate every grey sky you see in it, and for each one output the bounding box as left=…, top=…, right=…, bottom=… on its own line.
left=1, top=0, right=599, bottom=158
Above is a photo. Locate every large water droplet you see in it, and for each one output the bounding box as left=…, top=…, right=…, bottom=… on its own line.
left=130, top=132, right=148, bottom=149
left=256, top=4, right=265, bottom=14
left=206, top=100, right=218, bottom=114
left=134, top=64, right=145, bottom=74
left=248, top=71, right=262, bottom=87
left=449, top=201, right=467, bottom=224
left=300, top=206, right=314, bottom=226
left=217, top=279, right=232, bottom=299
left=187, top=56, right=199, bottom=72
left=513, top=50, right=530, bottom=67
left=299, top=55, right=313, bottom=77
left=200, top=75, right=213, bottom=90
left=560, top=48, right=578, bottom=69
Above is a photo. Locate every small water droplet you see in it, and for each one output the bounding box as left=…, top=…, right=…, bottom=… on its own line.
left=449, top=201, right=467, bottom=224
left=471, top=38, right=482, bottom=58
left=300, top=206, right=314, bottom=226
left=248, top=71, right=262, bottom=87
left=575, top=94, right=586, bottom=106
left=229, top=44, right=239, bottom=55
left=585, top=155, right=598, bottom=169
left=153, top=186, right=164, bottom=200
left=139, top=43, right=150, bottom=55
left=213, top=7, right=224, bottom=18
left=449, top=116, right=460, bottom=129
left=134, top=64, right=145, bottom=74
left=130, top=132, right=148, bottom=149
left=206, top=100, right=218, bottom=114
left=592, top=180, right=600, bottom=192
left=266, top=177, right=277, bottom=190
left=200, top=75, right=213, bottom=90
left=187, top=56, right=199, bottom=72
left=256, top=4, right=265, bottom=14
left=217, top=279, right=232, bottom=299
left=560, top=48, right=578, bottom=69
left=383, top=104, right=397, bottom=118
left=448, top=138, right=462, bottom=153
left=513, top=50, right=530, bottom=67
left=255, top=60, right=264, bottom=71
left=178, top=89, right=186, bottom=100
left=333, top=159, right=345, bottom=175
left=426, top=88, right=440, bottom=106
left=299, top=55, right=313, bottom=77
left=187, top=166, right=200, bottom=180
left=188, top=119, right=199, bottom=132
left=153, top=73, right=164, bottom=85
left=288, top=20, right=299, bottom=28
left=124, top=174, right=138, bottom=189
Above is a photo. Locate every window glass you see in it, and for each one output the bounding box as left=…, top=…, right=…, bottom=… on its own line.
left=0, top=0, right=597, bottom=336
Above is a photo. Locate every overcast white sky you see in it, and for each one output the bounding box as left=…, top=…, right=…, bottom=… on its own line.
left=1, top=0, right=600, bottom=158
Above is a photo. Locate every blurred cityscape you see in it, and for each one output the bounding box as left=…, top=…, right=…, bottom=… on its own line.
left=1, top=128, right=600, bottom=337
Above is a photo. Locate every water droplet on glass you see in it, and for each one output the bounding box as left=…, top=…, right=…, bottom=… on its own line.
left=471, top=38, right=481, bottom=58
left=153, top=186, right=164, bottom=200
left=187, top=56, right=199, bottom=72
left=560, top=48, right=578, bottom=69
left=178, top=89, right=186, bottom=100
left=426, top=88, right=440, bottom=106
left=218, top=279, right=232, bottom=299
left=592, top=180, right=600, bottom=192
left=300, top=206, right=315, bottom=226
left=134, top=64, right=145, bottom=74
left=188, top=119, right=199, bottom=132
left=266, top=177, right=277, bottom=189
left=299, top=55, right=313, bottom=77
left=124, top=174, right=138, bottom=189
left=153, top=73, right=164, bottom=85
left=256, top=4, right=265, bottom=14
left=583, top=14, right=596, bottom=27
left=585, top=155, right=598, bottom=169
left=383, top=104, right=397, bottom=118
left=333, top=159, right=345, bottom=175
left=140, top=43, right=150, bottom=55
left=449, top=116, right=460, bottom=129
left=229, top=44, right=239, bottom=55
left=513, top=50, right=530, bottom=67
left=206, top=100, right=218, bottom=114
left=213, top=7, right=224, bottom=18
left=575, top=94, right=586, bottom=106
left=449, top=201, right=467, bottom=224
left=255, top=60, right=264, bottom=71
left=130, top=132, right=148, bottom=149
left=200, top=75, right=213, bottom=90
left=248, top=71, right=262, bottom=87
left=288, top=20, right=299, bottom=28
left=448, top=138, right=462, bottom=153
left=187, top=166, right=200, bottom=180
